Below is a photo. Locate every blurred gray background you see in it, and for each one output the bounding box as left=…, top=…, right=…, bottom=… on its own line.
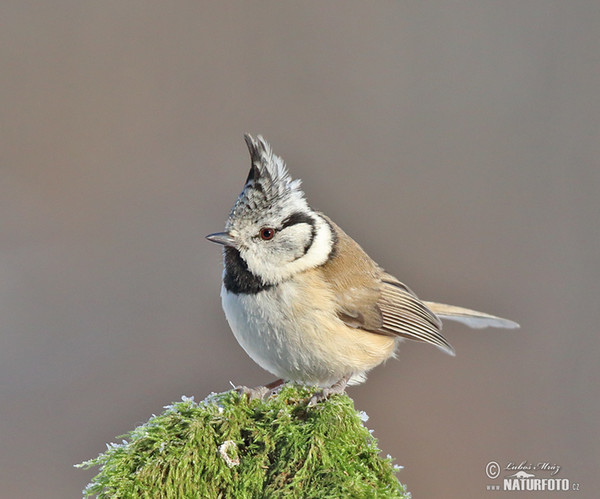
left=2, top=1, right=598, bottom=497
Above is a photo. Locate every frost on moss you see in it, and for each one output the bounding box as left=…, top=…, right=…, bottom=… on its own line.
left=78, top=384, right=410, bottom=498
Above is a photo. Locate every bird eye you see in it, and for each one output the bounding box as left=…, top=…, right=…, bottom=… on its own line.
left=259, top=227, right=275, bottom=240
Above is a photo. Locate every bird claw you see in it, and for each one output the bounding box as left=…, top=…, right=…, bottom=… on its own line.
left=307, top=376, right=350, bottom=406
left=308, top=388, right=334, bottom=406
left=234, top=379, right=285, bottom=401
left=234, top=385, right=272, bottom=400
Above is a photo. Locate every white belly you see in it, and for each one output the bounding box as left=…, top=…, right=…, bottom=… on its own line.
left=221, top=281, right=397, bottom=387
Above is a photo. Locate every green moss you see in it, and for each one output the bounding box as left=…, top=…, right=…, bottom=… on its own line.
left=78, top=384, right=410, bottom=498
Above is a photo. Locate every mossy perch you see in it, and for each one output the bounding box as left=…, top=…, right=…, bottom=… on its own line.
left=78, top=384, right=410, bottom=498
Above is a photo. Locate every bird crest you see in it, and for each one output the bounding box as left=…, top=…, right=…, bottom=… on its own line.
left=227, top=135, right=308, bottom=226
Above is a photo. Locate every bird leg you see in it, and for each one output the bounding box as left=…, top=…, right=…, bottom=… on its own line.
left=234, top=378, right=285, bottom=401
left=308, top=375, right=351, bottom=406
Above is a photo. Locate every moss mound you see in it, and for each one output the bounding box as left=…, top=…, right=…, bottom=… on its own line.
left=78, top=384, right=410, bottom=498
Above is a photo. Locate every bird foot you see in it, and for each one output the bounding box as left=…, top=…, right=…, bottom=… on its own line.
left=235, top=385, right=271, bottom=400
left=233, top=379, right=284, bottom=401
left=307, top=376, right=350, bottom=406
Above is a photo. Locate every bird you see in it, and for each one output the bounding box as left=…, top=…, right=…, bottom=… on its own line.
left=207, top=134, right=519, bottom=403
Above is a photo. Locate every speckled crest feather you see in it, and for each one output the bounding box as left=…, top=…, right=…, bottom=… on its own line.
left=227, top=135, right=307, bottom=227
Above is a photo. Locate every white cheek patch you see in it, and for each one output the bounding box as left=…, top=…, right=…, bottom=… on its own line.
left=279, top=224, right=315, bottom=261
left=243, top=214, right=334, bottom=284
left=289, top=216, right=332, bottom=271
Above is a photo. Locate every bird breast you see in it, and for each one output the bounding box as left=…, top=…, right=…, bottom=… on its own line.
left=220, top=271, right=397, bottom=387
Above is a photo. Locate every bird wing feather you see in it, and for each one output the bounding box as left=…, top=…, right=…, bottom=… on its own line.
left=318, top=216, right=455, bottom=355
left=377, top=276, right=454, bottom=355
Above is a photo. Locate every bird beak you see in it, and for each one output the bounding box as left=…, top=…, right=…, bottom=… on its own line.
left=206, top=232, right=237, bottom=247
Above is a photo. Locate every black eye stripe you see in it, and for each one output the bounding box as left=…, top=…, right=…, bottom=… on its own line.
left=280, top=212, right=315, bottom=230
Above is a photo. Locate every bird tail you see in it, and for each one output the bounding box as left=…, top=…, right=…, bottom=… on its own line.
left=423, top=301, right=519, bottom=329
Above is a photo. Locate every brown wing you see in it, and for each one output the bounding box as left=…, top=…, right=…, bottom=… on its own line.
left=319, top=216, right=455, bottom=355
left=377, top=276, right=454, bottom=355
